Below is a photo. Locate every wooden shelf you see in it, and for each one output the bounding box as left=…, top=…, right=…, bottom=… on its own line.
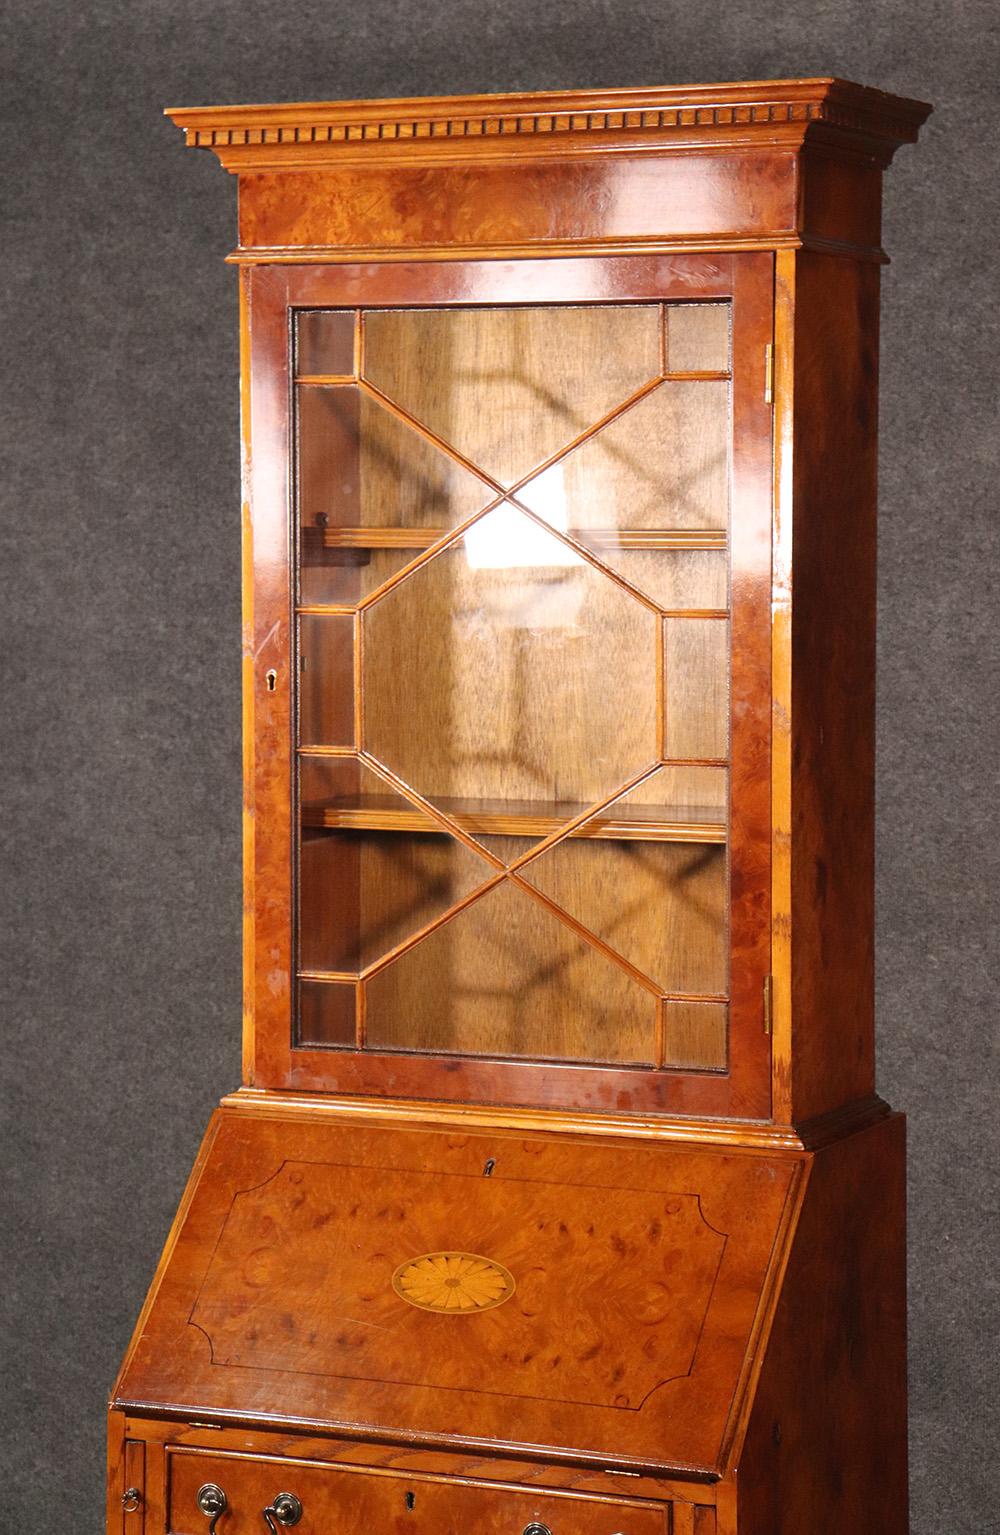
left=302, top=525, right=728, bottom=552
left=301, top=794, right=727, bottom=843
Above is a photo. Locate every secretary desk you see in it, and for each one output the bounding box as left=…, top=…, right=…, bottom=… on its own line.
left=109, top=78, right=931, bottom=1535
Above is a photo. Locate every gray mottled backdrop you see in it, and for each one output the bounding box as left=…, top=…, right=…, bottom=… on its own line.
left=1, top=4, right=996, bottom=1532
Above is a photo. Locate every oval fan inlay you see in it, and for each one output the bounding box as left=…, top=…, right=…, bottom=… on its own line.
left=392, top=1251, right=516, bottom=1314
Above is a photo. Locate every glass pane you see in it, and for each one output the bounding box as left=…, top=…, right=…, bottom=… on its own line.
left=299, top=758, right=495, bottom=974
left=362, top=505, right=659, bottom=824
left=298, top=979, right=357, bottom=1047
left=518, top=769, right=728, bottom=995
left=518, top=382, right=730, bottom=533
left=364, top=880, right=657, bottom=1064
left=298, top=615, right=354, bottom=746
left=363, top=306, right=662, bottom=486
left=583, top=549, right=728, bottom=612
left=664, top=618, right=730, bottom=759
left=665, top=303, right=731, bottom=372
left=662, top=1000, right=728, bottom=1069
left=299, top=547, right=423, bottom=611
left=297, top=386, right=491, bottom=605
left=293, top=301, right=737, bottom=1073
left=296, top=311, right=355, bottom=377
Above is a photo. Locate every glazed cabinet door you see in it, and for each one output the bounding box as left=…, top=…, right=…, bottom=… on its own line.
left=244, top=255, right=773, bottom=1117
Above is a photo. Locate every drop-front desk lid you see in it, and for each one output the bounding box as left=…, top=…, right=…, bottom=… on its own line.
left=115, top=1103, right=807, bottom=1476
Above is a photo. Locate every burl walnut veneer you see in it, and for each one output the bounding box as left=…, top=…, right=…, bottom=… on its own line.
left=108, top=78, right=930, bottom=1535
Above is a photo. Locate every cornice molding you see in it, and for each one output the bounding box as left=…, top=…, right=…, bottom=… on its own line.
left=166, top=78, right=931, bottom=173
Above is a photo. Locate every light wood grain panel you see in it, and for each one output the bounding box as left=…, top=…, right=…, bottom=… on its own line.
left=520, top=837, right=728, bottom=995
left=666, top=303, right=731, bottom=371
left=365, top=879, right=657, bottom=1063
left=589, top=549, right=729, bottom=611
left=623, top=764, right=728, bottom=812
left=662, top=1001, right=729, bottom=1070
left=664, top=618, right=731, bottom=760
left=518, top=381, right=730, bottom=532
left=363, top=305, right=662, bottom=485
left=362, top=514, right=659, bottom=807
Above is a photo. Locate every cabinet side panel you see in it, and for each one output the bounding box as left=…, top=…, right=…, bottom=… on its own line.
left=736, top=1114, right=908, bottom=1534
left=790, top=253, right=880, bottom=1119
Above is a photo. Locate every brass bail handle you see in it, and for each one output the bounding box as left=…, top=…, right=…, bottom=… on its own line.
left=262, top=1492, right=303, bottom=1532
left=196, top=1484, right=228, bottom=1535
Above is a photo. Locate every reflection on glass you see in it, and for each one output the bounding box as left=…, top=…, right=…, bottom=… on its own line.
left=662, top=999, right=728, bottom=1069
left=574, top=549, right=728, bottom=612
left=363, top=306, right=662, bottom=485
left=296, top=311, right=355, bottom=377
left=298, top=979, right=356, bottom=1047
left=298, top=614, right=354, bottom=746
left=299, top=757, right=495, bottom=975
left=293, top=300, right=737, bottom=1072
left=665, top=304, right=731, bottom=372
left=519, top=768, right=728, bottom=994
left=466, top=475, right=580, bottom=571
left=664, top=618, right=730, bottom=759
left=518, top=382, right=730, bottom=533
left=362, top=504, right=658, bottom=815
left=364, top=880, right=657, bottom=1064
left=297, top=386, right=491, bottom=605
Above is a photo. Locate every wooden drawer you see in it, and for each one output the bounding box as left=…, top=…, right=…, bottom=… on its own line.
left=166, top=1450, right=669, bottom=1535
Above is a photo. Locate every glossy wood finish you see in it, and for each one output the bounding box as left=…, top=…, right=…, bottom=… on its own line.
left=108, top=77, right=931, bottom=1535
left=166, top=1448, right=671, bottom=1534
left=243, top=253, right=772, bottom=1118
left=735, top=1114, right=908, bottom=1534
left=166, top=79, right=928, bottom=266
left=119, top=1414, right=720, bottom=1511
left=113, top=1105, right=804, bottom=1472
left=781, top=253, right=882, bottom=1122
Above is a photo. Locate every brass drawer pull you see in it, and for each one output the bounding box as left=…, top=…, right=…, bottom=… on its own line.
left=523, top=1525, right=553, bottom=1535
left=121, top=1487, right=142, bottom=1514
left=197, top=1483, right=228, bottom=1535
left=262, top=1492, right=303, bottom=1530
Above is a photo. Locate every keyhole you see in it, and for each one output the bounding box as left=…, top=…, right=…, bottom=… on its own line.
left=266, top=669, right=277, bottom=692
left=483, top=1159, right=496, bottom=1178
left=405, top=1491, right=415, bottom=1511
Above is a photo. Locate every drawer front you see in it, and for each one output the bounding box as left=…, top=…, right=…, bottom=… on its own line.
left=167, top=1451, right=669, bottom=1535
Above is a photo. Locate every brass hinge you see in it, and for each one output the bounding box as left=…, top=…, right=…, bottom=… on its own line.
left=763, top=973, right=774, bottom=1035
left=764, top=343, right=775, bottom=405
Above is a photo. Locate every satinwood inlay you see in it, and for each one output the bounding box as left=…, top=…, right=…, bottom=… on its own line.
left=392, top=1252, right=516, bottom=1313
